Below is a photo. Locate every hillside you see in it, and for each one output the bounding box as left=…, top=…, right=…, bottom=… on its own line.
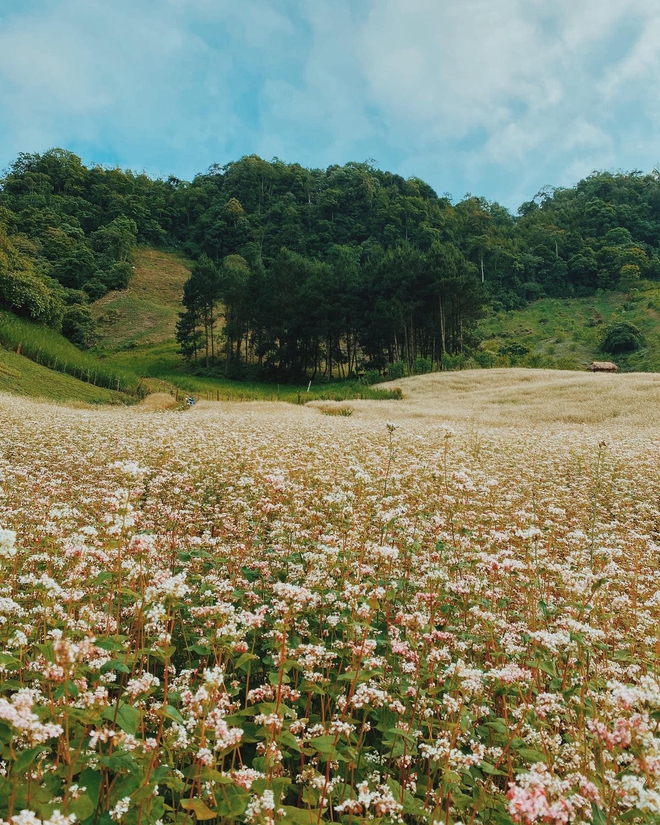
left=5, top=149, right=660, bottom=382
left=476, top=285, right=660, bottom=372
left=92, top=247, right=191, bottom=348
left=0, top=345, right=128, bottom=404
left=355, top=367, right=660, bottom=427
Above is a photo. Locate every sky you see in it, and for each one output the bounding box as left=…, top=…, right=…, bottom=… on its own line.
left=1, top=0, right=659, bottom=210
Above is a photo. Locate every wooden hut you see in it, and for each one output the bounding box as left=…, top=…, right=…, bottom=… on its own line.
left=587, top=361, right=619, bottom=373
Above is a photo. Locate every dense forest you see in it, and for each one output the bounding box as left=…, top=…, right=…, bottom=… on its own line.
left=2, top=148, right=660, bottom=377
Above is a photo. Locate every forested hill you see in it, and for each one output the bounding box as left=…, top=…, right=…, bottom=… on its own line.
left=2, top=148, right=660, bottom=377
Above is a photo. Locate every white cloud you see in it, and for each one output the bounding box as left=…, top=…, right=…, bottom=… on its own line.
left=1, top=0, right=660, bottom=204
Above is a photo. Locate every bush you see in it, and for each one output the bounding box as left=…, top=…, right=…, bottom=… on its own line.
left=413, top=356, right=432, bottom=375
left=497, top=342, right=530, bottom=359
left=473, top=349, right=496, bottom=368
left=61, top=304, right=97, bottom=348
left=387, top=360, right=406, bottom=380
left=600, top=321, right=644, bottom=354
left=362, top=369, right=383, bottom=386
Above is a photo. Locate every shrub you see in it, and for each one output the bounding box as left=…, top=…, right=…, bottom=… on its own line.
left=387, top=360, right=406, bottom=380
left=600, top=321, right=644, bottom=354
left=497, top=342, right=530, bottom=359
left=413, top=356, right=432, bottom=374
left=61, top=304, right=97, bottom=348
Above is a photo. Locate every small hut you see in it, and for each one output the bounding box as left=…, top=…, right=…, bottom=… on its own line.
left=587, top=361, right=619, bottom=373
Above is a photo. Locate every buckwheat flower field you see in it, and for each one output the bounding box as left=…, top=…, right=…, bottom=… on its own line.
left=1, top=370, right=660, bottom=825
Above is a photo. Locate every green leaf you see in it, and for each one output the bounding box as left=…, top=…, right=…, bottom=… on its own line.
left=180, top=799, right=217, bottom=820
left=0, top=653, right=20, bottom=667
left=164, top=704, right=185, bottom=724
left=234, top=652, right=258, bottom=669
left=308, top=735, right=336, bottom=754
left=80, top=768, right=102, bottom=807
left=280, top=806, right=324, bottom=824
left=485, top=719, right=508, bottom=735
left=13, top=746, right=48, bottom=774
left=35, top=643, right=55, bottom=663
left=480, top=761, right=506, bottom=776
left=516, top=748, right=547, bottom=763
left=216, top=785, right=250, bottom=818
left=591, top=804, right=608, bottom=825
left=101, top=703, right=141, bottom=735
left=101, top=659, right=130, bottom=674
left=278, top=730, right=301, bottom=752
left=70, top=794, right=95, bottom=821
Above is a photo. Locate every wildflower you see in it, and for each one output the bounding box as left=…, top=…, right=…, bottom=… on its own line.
left=0, top=528, right=17, bottom=558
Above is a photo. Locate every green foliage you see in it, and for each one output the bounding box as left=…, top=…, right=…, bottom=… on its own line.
left=600, top=320, right=644, bottom=354
left=387, top=360, right=406, bottom=379
left=6, top=149, right=660, bottom=386
left=0, top=311, right=141, bottom=395
left=413, top=356, right=433, bottom=374
left=61, top=303, right=97, bottom=348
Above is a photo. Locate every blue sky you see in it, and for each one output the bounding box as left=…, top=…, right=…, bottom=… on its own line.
left=1, top=0, right=659, bottom=210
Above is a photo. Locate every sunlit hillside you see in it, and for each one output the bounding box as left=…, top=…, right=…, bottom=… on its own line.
left=92, top=248, right=192, bottom=348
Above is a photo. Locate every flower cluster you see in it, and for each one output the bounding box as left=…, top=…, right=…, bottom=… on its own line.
left=0, top=393, right=659, bottom=823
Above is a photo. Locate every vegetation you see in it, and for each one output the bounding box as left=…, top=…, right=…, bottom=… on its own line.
left=0, top=345, right=127, bottom=403
left=0, top=311, right=141, bottom=395
left=5, top=149, right=660, bottom=387
left=2, top=382, right=660, bottom=823
left=599, top=320, right=644, bottom=354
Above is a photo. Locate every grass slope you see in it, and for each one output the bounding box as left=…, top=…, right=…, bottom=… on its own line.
left=92, top=247, right=192, bottom=348
left=478, top=284, right=660, bottom=371
left=0, top=346, right=126, bottom=404
left=359, top=367, right=660, bottom=427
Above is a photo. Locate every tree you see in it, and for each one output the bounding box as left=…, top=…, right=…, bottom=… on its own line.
left=600, top=321, right=644, bottom=354
left=179, top=255, right=221, bottom=365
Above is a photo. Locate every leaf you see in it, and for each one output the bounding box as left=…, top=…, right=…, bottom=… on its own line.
left=516, top=748, right=547, bottom=764
left=101, top=703, right=141, bottom=735
left=0, top=653, right=20, bottom=667
left=35, top=643, right=55, bottom=663
left=307, top=735, right=336, bottom=754
left=100, top=659, right=130, bottom=674
left=70, top=794, right=95, bottom=821
left=233, top=652, right=258, bottom=669
left=215, top=785, right=250, bottom=818
left=480, top=761, right=507, bottom=776
left=180, top=799, right=217, bottom=820
left=485, top=719, right=508, bottom=735
left=280, top=806, right=324, bottom=824
left=277, top=730, right=301, bottom=752
left=164, top=704, right=185, bottom=724
left=80, top=767, right=102, bottom=807
left=13, top=746, right=48, bottom=773
left=591, top=804, right=608, bottom=825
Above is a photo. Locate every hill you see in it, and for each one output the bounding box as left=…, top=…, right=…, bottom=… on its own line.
left=476, top=284, right=660, bottom=372
left=92, top=248, right=192, bottom=348
left=348, top=367, right=660, bottom=427
left=0, top=344, right=128, bottom=404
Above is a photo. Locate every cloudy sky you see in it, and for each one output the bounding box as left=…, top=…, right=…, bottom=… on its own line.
left=1, top=0, right=659, bottom=209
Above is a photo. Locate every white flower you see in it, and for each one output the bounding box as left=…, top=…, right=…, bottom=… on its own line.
left=0, top=528, right=17, bottom=559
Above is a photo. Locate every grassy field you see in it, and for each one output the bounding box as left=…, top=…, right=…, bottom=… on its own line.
left=0, top=345, right=129, bottom=404
left=92, top=247, right=192, bottom=348
left=0, top=311, right=141, bottom=396
left=477, top=283, right=660, bottom=371
left=1, top=373, right=660, bottom=823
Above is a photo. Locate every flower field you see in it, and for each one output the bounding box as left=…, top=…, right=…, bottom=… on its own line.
left=1, top=383, right=660, bottom=825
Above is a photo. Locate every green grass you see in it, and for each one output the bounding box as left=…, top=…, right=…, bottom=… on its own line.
left=92, top=247, right=192, bottom=348
left=0, top=345, right=128, bottom=404
left=0, top=311, right=142, bottom=395
left=98, top=341, right=402, bottom=402
left=477, top=284, right=660, bottom=372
